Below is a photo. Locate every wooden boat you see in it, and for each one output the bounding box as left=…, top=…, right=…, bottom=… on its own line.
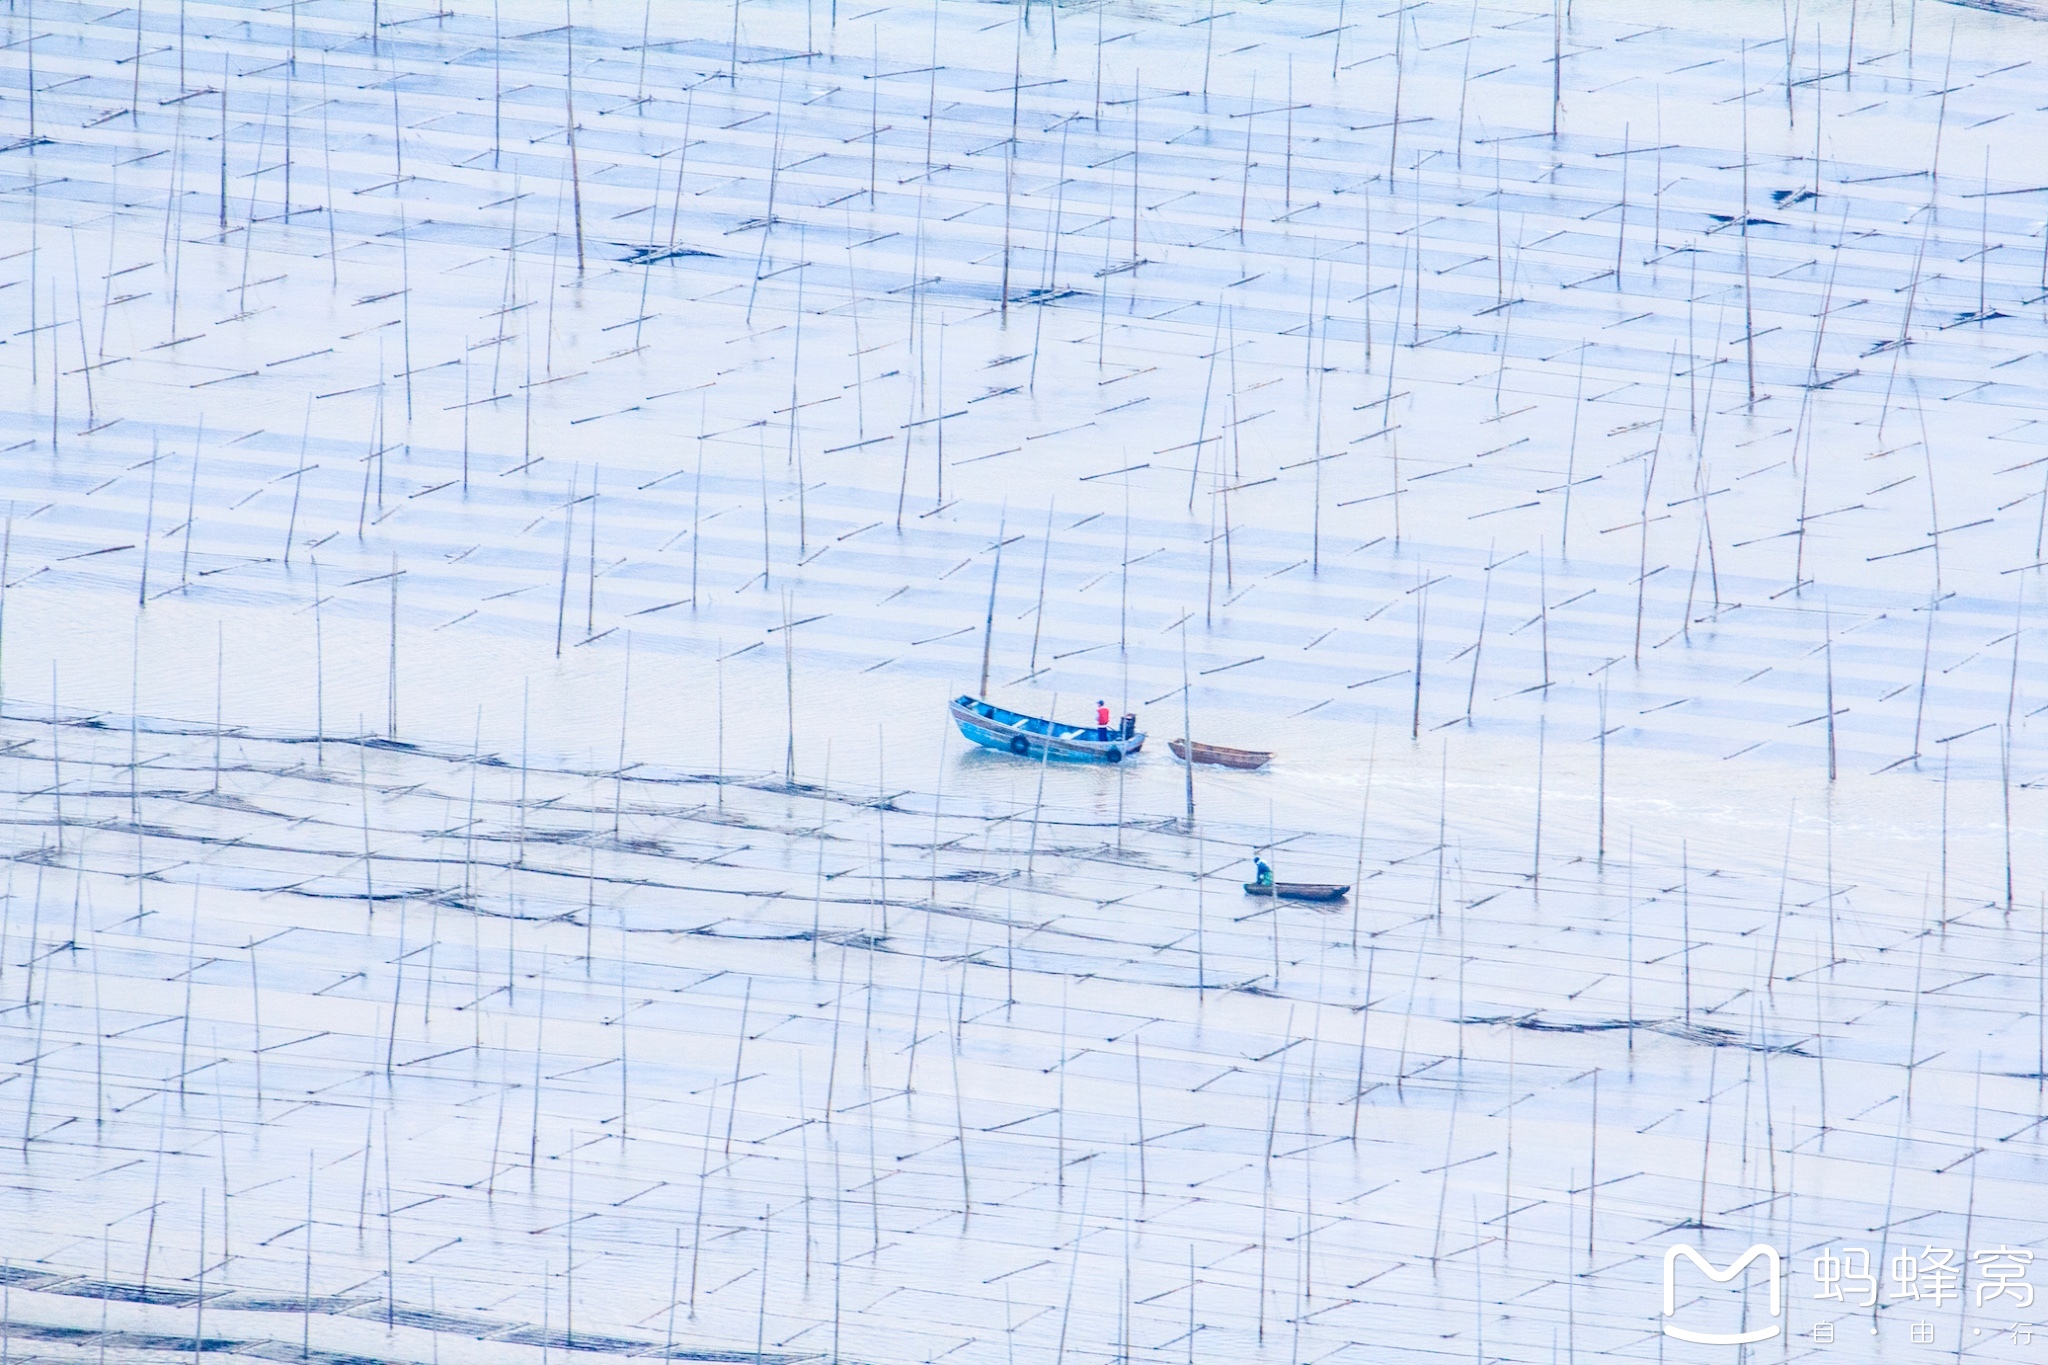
left=1169, top=738, right=1272, bottom=770
left=950, top=695, right=1145, bottom=764
left=1242, top=882, right=1351, bottom=903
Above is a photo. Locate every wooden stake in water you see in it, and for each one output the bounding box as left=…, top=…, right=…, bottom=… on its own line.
left=1550, top=0, right=1561, bottom=137
left=1681, top=840, right=1692, bottom=1024
left=1389, top=18, right=1406, bottom=181
left=1001, top=8, right=1022, bottom=316
left=1410, top=579, right=1426, bottom=740
left=387, top=555, right=399, bottom=737
left=564, top=12, right=586, bottom=274
left=1597, top=673, right=1609, bottom=862
left=218, top=55, right=229, bottom=232
left=1180, top=625, right=1195, bottom=825
left=1740, top=45, right=1758, bottom=406
left=979, top=513, right=1008, bottom=697
left=211, top=630, right=224, bottom=794
left=2036, top=894, right=2044, bottom=1097
left=784, top=594, right=798, bottom=786
left=1531, top=718, right=1546, bottom=899
left=1238, top=76, right=1256, bottom=236
left=586, top=467, right=600, bottom=637
left=192, top=1200, right=206, bottom=1359
left=725, top=980, right=752, bottom=1158
left=1615, top=123, right=1630, bottom=285
left=311, top=556, right=325, bottom=763
left=691, top=419, right=705, bottom=608
left=1824, top=603, right=1837, bottom=782
left=1453, top=0, right=1477, bottom=164
left=1560, top=349, right=1587, bottom=555
left=555, top=468, right=577, bottom=657
left=1635, top=358, right=1670, bottom=664
left=1025, top=695, right=1056, bottom=875
left=1028, top=500, right=1054, bottom=677
left=1586, top=1068, right=1599, bottom=1258
left=1465, top=558, right=1491, bottom=724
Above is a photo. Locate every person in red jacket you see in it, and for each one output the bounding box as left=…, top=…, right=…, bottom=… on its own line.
left=1096, top=700, right=1111, bottom=741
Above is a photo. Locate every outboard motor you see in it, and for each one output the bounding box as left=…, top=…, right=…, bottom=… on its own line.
left=1121, top=713, right=1137, bottom=740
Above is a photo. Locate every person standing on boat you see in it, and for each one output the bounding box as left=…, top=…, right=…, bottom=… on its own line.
left=1254, top=854, right=1274, bottom=887
left=1096, top=700, right=1111, bottom=741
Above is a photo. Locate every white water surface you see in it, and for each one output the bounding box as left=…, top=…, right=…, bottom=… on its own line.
left=0, top=0, right=2045, bottom=1361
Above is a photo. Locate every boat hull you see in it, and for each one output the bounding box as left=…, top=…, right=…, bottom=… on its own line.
left=950, top=696, right=1145, bottom=764
left=1242, top=882, right=1350, bottom=903
left=1169, top=738, right=1272, bottom=769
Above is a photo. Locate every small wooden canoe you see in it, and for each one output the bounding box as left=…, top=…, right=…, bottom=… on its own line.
left=1169, top=738, right=1272, bottom=770
left=1243, top=882, right=1350, bottom=903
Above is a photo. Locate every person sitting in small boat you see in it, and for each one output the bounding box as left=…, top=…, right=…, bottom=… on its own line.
left=1254, top=855, right=1274, bottom=887
left=1096, top=700, right=1111, bottom=741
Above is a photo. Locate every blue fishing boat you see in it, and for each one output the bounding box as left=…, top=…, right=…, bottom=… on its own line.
left=950, top=696, right=1145, bottom=764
